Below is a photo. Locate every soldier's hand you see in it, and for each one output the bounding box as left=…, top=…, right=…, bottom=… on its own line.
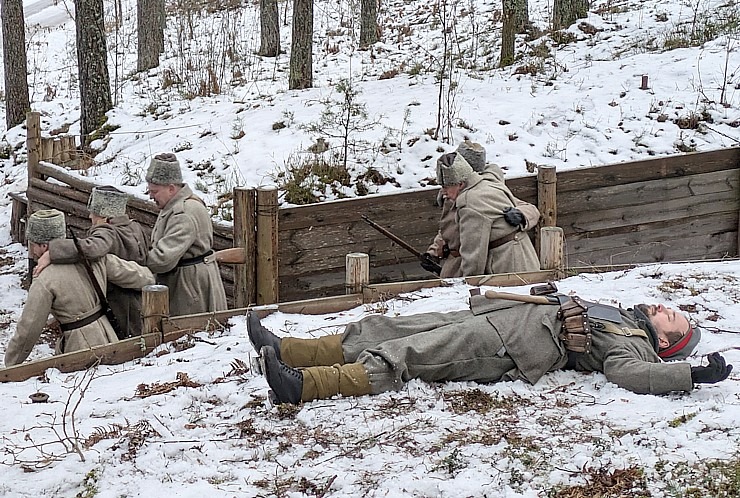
left=420, top=254, right=441, bottom=276
left=503, top=207, right=525, bottom=228
left=690, top=352, right=733, bottom=384
left=33, top=251, right=52, bottom=278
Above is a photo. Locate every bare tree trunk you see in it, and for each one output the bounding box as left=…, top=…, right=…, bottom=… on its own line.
left=75, top=0, right=113, bottom=148
left=258, top=0, right=280, bottom=57
left=359, top=0, right=378, bottom=49
left=552, top=0, right=588, bottom=30
left=138, top=0, right=165, bottom=71
left=157, top=0, right=165, bottom=53
left=514, top=0, right=530, bottom=33
left=289, top=0, right=313, bottom=89
left=500, top=0, right=515, bottom=68
left=2, top=0, right=30, bottom=130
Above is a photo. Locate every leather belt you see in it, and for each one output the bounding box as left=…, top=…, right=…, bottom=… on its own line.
left=447, top=231, right=521, bottom=258
left=59, top=307, right=106, bottom=332
left=160, top=250, right=214, bottom=276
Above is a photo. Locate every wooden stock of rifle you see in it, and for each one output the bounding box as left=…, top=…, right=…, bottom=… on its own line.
left=361, top=215, right=442, bottom=275
left=483, top=290, right=558, bottom=305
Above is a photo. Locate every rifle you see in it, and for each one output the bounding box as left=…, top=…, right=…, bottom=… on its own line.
left=361, top=215, right=442, bottom=275
left=69, top=229, right=126, bottom=340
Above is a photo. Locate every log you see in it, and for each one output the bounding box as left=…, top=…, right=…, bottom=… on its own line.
left=345, top=252, right=369, bottom=294
left=26, top=112, right=41, bottom=185
left=256, top=186, right=279, bottom=304
left=233, top=187, right=256, bottom=307
left=540, top=226, right=564, bottom=270
left=143, top=285, right=169, bottom=336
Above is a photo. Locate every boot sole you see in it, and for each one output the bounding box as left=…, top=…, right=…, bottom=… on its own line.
left=251, top=353, right=264, bottom=376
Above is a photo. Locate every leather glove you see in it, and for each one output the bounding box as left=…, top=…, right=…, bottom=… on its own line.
left=503, top=207, right=525, bottom=228
left=690, top=352, right=733, bottom=384
left=420, top=254, right=441, bottom=276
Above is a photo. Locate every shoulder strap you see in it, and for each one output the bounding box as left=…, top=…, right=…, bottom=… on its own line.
left=592, top=319, right=648, bottom=339
left=70, top=229, right=125, bottom=339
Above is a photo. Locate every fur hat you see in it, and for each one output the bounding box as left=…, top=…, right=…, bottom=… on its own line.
left=27, top=209, right=66, bottom=244
left=456, top=141, right=487, bottom=172
left=436, top=152, right=474, bottom=187
left=145, top=153, right=183, bottom=185
left=87, top=186, right=129, bottom=218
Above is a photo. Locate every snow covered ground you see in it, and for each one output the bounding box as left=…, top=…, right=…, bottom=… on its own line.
left=0, top=0, right=739, bottom=494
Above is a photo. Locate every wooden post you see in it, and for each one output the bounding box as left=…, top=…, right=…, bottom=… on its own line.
left=51, top=139, right=61, bottom=166
left=9, top=193, right=28, bottom=243
left=640, top=75, right=649, bottom=90
left=345, top=253, right=369, bottom=294
left=40, top=137, right=53, bottom=162
left=536, top=165, right=556, bottom=258
left=256, top=186, right=279, bottom=305
left=233, top=187, right=257, bottom=308
left=59, top=137, right=70, bottom=164
left=539, top=226, right=564, bottom=271
left=142, top=284, right=169, bottom=336
left=65, top=136, right=77, bottom=161
left=537, top=165, right=557, bottom=227
left=26, top=111, right=41, bottom=187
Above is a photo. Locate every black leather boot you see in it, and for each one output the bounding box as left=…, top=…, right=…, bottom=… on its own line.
left=260, top=345, right=303, bottom=405
left=247, top=312, right=282, bottom=360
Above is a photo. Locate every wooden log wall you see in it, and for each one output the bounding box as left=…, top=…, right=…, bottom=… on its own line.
left=556, top=148, right=740, bottom=266
left=273, top=148, right=739, bottom=301
left=18, top=110, right=740, bottom=304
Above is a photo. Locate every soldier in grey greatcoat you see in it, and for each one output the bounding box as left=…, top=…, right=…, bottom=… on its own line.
left=425, top=141, right=541, bottom=278
left=34, top=186, right=150, bottom=337
left=145, top=153, right=227, bottom=316
left=248, top=292, right=733, bottom=405
left=4, top=210, right=155, bottom=367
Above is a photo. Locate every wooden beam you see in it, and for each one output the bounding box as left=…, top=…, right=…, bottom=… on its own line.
left=26, top=112, right=41, bottom=186
left=233, top=187, right=256, bottom=308
left=0, top=333, right=167, bottom=383
left=256, top=186, right=279, bottom=304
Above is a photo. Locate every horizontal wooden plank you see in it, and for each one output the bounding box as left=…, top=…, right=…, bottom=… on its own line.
left=0, top=332, right=170, bottom=383
left=557, top=169, right=740, bottom=215
left=565, top=212, right=737, bottom=249
left=560, top=188, right=738, bottom=234
left=565, top=213, right=738, bottom=265
left=555, top=147, right=740, bottom=193
left=279, top=260, right=436, bottom=302
left=567, top=232, right=737, bottom=266
left=278, top=188, right=440, bottom=230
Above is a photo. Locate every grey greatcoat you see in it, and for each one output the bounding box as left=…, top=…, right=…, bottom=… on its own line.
left=48, top=216, right=150, bottom=337
left=4, top=254, right=155, bottom=367
left=147, top=185, right=227, bottom=316
left=428, top=166, right=540, bottom=277
left=341, top=296, right=694, bottom=395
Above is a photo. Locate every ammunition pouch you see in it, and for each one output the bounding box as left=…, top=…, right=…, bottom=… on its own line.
left=558, top=296, right=591, bottom=354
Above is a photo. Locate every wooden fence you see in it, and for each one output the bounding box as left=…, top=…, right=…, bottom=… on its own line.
left=12, top=112, right=740, bottom=304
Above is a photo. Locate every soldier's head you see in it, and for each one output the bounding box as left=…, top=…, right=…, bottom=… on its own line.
left=88, top=186, right=129, bottom=224
left=146, top=152, right=184, bottom=209
left=456, top=141, right=486, bottom=173
left=437, top=152, right=473, bottom=202
left=636, top=303, right=701, bottom=360
left=26, top=209, right=66, bottom=259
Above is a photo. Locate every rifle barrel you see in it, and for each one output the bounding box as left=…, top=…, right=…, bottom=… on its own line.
left=361, top=215, right=422, bottom=258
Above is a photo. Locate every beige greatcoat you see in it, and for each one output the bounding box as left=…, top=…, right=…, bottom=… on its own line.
left=48, top=216, right=150, bottom=336
left=147, top=185, right=227, bottom=316
left=427, top=164, right=540, bottom=277
left=4, top=254, right=155, bottom=367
